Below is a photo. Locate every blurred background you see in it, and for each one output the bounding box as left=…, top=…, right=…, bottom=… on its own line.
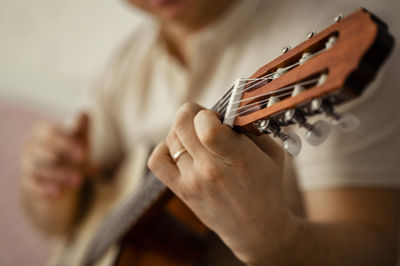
left=0, top=0, right=144, bottom=265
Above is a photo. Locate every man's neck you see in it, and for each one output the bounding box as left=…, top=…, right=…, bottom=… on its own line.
left=161, top=0, right=237, bottom=66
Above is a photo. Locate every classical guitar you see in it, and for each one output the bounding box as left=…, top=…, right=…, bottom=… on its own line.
left=80, top=8, right=394, bottom=266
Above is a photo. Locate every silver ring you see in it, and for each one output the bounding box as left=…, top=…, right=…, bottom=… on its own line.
left=172, top=148, right=187, bottom=163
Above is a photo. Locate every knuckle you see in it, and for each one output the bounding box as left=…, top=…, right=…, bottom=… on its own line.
left=198, top=161, right=220, bottom=183
left=173, top=102, right=198, bottom=131
left=198, top=127, right=219, bottom=146
left=174, top=111, right=189, bottom=132
left=181, top=102, right=198, bottom=112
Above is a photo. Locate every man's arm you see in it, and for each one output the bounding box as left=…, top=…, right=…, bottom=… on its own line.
left=287, top=189, right=399, bottom=266
left=148, top=103, right=399, bottom=265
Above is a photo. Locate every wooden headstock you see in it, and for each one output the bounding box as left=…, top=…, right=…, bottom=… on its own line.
left=220, top=8, right=394, bottom=145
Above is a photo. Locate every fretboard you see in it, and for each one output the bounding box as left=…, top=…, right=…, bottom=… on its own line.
left=81, top=171, right=167, bottom=266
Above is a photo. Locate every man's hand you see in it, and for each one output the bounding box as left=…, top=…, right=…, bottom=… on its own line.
left=21, top=113, right=90, bottom=199
left=148, top=103, right=296, bottom=264
left=150, top=102, right=399, bottom=266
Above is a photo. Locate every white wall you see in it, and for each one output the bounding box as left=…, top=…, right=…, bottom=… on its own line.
left=0, top=0, right=145, bottom=112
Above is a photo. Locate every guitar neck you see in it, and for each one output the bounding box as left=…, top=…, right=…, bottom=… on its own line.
left=82, top=172, right=170, bottom=266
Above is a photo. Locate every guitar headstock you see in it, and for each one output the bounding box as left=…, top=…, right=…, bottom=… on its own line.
left=220, top=8, right=394, bottom=155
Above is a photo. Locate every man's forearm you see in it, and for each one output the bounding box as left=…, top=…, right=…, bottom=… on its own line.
left=266, top=218, right=398, bottom=266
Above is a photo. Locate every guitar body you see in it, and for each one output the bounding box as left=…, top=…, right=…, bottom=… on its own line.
left=114, top=194, right=212, bottom=266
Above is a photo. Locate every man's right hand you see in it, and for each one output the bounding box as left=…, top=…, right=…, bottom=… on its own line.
left=21, top=113, right=90, bottom=199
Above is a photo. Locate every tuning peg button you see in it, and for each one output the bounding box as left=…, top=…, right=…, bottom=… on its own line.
left=310, top=98, right=360, bottom=133
left=284, top=109, right=331, bottom=146
left=304, top=120, right=331, bottom=146
left=255, top=119, right=301, bottom=155
left=280, top=131, right=302, bottom=155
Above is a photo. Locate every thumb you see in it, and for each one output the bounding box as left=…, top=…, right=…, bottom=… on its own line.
left=71, top=112, right=90, bottom=146
left=194, top=109, right=244, bottom=159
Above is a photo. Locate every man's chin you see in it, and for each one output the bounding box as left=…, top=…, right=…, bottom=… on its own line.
left=150, top=0, right=189, bottom=22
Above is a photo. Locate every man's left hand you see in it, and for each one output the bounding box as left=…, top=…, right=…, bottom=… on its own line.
left=148, top=102, right=297, bottom=264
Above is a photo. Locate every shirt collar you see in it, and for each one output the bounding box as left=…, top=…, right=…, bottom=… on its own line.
left=153, top=0, right=264, bottom=72
left=186, top=0, right=264, bottom=70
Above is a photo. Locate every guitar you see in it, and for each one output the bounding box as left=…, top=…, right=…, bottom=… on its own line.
left=79, top=8, right=394, bottom=266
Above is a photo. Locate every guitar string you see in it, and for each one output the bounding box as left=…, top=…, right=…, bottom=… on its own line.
left=215, top=74, right=283, bottom=113
left=224, top=78, right=320, bottom=120
left=216, top=62, right=300, bottom=111
left=229, top=47, right=327, bottom=100
left=214, top=47, right=328, bottom=113
left=224, top=77, right=321, bottom=118
left=214, top=77, right=274, bottom=114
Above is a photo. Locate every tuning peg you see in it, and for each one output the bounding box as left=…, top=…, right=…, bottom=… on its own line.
left=267, top=96, right=280, bottom=107
left=334, top=13, right=343, bottom=23
left=281, top=131, right=302, bottom=155
left=282, top=46, right=291, bottom=54
left=273, top=67, right=287, bottom=79
left=325, top=36, right=337, bottom=49
left=331, top=113, right=360, bottom=132
left=299, top=52, right=312, bottom=65
left=256, top=119, right=302, bottom=155
left=284, top=109, right=331, bottom=146
left=307, top=31, right=317, bottom=39
left=304, top=120, right=331, bottom=146
left=310, top=98, right=360, bottom=133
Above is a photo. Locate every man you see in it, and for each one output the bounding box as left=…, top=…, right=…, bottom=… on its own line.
left=21, top=0, right=400, bottom=265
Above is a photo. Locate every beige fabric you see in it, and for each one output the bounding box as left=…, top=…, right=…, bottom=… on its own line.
left=51, top=0, right=400, bottom=265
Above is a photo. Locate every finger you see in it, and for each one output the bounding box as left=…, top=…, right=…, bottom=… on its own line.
left=194, top=109, right=245, bottom=159
left=35, top=124, right=85, bottom=163
left=23, top=138, right=59, bottom=168
left=34, top=167, right=83, bottom=188
left=173, top=103, right=207, bottom=158
left=23, top=173, right=62, bottom=199
left=148, top=142, right=181, bottom=192
left=166, top=131, right=193, bottom=173
left=244, top=133, right=284, bottom=164
left=42, top=183, right=62, bottom=198
left=71, top=112, right=89, bottom=146
left=46, top=134, right=85, bottom=163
